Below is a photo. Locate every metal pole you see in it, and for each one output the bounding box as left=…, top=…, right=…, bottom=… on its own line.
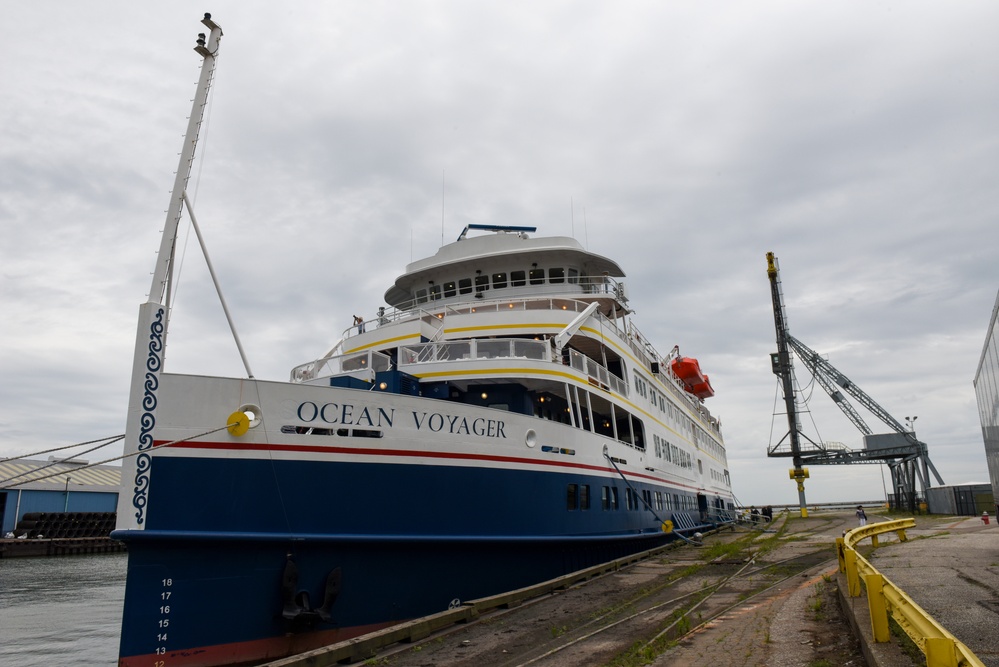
left=182, top=191, right=254, bottom=378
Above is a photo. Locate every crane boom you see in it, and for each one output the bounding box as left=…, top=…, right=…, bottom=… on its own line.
left=786, top=336, right=874, bottom=436
left=785, top=334, right=945, bottom=489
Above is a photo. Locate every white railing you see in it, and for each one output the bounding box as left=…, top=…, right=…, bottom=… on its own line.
left=347, top=276, right=627, bottom=337
left=290, top=349, right=392, bottom=383
left=398, top=338, right=550, bottom=366
left=567, top=348, right=628, bottom=396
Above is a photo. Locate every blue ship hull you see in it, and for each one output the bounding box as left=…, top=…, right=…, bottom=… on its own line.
left=115, top=455, right=707, bottom=666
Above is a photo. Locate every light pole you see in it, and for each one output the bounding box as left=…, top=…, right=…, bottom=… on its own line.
left=903, top=416, right=920, bottom=511
left=64, top=475, right=72, bottom=512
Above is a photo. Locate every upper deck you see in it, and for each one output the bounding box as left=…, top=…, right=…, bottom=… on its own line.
left=384, top=225, right=628, bottom=311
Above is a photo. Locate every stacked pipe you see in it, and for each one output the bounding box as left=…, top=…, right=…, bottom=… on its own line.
left=13, top=511, right=116, bottom=539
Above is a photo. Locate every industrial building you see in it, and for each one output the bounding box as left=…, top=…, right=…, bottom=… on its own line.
left=974, top=288, right=999, bottom=516
left=0, top=458, right=120, bottom=535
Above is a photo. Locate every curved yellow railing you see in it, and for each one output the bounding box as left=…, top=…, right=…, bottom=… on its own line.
left=837, top=518, right=985, bottom=667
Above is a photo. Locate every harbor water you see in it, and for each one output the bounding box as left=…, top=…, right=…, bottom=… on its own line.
left=0, top=552, right=125, bottom=666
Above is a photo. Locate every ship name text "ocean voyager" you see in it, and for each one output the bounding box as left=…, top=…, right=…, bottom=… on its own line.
left=295, top=401, right=508, bottom=439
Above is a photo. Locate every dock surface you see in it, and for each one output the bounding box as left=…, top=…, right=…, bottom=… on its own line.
left=264, top=511, right=996, bottom=667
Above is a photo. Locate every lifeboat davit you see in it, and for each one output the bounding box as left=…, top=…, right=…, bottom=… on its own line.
left=671, top=356, right=714, bottom=399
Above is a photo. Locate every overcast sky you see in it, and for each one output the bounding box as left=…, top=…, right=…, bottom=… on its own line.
left=2, top=2, right=997, bottom=506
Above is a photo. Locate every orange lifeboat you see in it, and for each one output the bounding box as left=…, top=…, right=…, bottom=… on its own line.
left=671, top=357, right=705, bottom=388
left=671, top=356, right=714, bottom=399
left=690, top=375, right=715, bottom=399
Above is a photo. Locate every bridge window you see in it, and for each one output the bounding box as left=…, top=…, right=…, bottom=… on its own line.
left=458, top=278, right=472, bottom=294
left=511, top=270, right=526, bottom=287
left=529, top=268, right=545, bottom=285
left=492, top=272, right=508, bottom=289
left=443, top=281, right=457, bottom=298
left=549, top=267, right=564, bottom=283
left=475, top=274, right=489, bottom=292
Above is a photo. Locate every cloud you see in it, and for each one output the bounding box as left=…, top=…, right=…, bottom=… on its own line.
left=1, top=1, right=997, bottom=506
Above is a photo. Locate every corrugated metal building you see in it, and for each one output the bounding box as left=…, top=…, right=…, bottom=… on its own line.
left=925, top=483, right=993, bottom=516
left=974, top=288, right=999, bottom=516
left=0, top=458, right=120, bottom=534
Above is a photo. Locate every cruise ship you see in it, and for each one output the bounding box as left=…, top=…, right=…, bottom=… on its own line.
left=113, top=16, right=735, bottom=667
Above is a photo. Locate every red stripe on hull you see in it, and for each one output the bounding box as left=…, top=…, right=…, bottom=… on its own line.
left=157, top=440, right=702, bottom=491
left=118, top=620, right=397, bottom=667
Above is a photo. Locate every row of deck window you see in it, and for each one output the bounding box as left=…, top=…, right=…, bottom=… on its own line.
left=414, top=267, right=581, bottom=303
left=652, top=433, right=692, bottom=470
left=566, top=483, right=695, bottom=512
left=694, top=426, right=725, bottom=461
left=635, top=373, right=694, bottom=438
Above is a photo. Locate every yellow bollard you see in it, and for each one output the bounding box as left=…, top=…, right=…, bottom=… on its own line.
left=864, top=573, right=890, bottom=642
left=925, top=637, right=959, bottom=667
left=844, top=549, right=860, bottom=597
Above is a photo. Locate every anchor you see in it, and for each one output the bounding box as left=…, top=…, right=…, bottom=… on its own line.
left=281, top=554, right=341, bottom=628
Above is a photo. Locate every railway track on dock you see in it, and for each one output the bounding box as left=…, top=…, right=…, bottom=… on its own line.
left=502, top=548, right=837, bottom=667
left=360, top=512, right=860, bottom=667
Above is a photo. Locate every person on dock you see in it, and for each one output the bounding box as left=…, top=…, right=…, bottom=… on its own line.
left=856, top=505, right=867, bottom=527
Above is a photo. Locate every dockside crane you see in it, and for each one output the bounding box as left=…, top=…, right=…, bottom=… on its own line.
left=765, top=252, right=945, bottom=512
left=786, top=334, right=944, bottom=511
left=766, top=252, right=819, bottom=517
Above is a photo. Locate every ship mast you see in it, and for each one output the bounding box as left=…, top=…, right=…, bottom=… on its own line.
left=150, top=15, right=223, bottom=310
left=116, top=15, right=222, bottom=532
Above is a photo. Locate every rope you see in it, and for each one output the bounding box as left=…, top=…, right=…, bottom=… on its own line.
left=602, top=450, right=701, bottom=547
left=0, top=422, right=236, bottom=490
left=0, top=435, right=124, bottom=487
left=0, top=434, right=126, bottom=464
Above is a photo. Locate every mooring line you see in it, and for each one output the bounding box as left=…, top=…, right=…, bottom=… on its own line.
left=0, top=434, right=126, bottom=464
left=0, top=422, right=237, bottom=490
left=0, top=435, right=124, bottom=486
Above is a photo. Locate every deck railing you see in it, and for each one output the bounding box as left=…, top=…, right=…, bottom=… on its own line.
left=290, top=349, right=392, bottom=382
left=837, top=519, right=985, bottom=667
left=398, top=338, right=549, bottom=366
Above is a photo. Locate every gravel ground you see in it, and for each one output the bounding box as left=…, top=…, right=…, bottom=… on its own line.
left=363, top=510, right=893, bottom=667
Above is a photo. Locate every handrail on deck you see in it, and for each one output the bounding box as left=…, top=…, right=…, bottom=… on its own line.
left=837, top=519, right=985, bottom=667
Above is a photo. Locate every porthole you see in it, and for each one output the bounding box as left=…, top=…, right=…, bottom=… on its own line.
left=525, top=429, right=537, bottom=448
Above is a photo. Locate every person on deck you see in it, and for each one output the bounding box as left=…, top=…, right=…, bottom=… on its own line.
left=856, top=505, right=868, bottom=527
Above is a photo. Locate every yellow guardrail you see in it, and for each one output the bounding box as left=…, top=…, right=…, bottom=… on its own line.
left=837, top=518, right=985, bottom=667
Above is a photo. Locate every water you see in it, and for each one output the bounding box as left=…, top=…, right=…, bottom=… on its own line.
left=0, top=553, right=125, bottom=666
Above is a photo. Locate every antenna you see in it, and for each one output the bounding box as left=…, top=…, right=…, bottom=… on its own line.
left=583, top=206, right=589, bottom=249
left=570, top=197, right=575, bottom=237
left=441, top=168, right=445, bottom=247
